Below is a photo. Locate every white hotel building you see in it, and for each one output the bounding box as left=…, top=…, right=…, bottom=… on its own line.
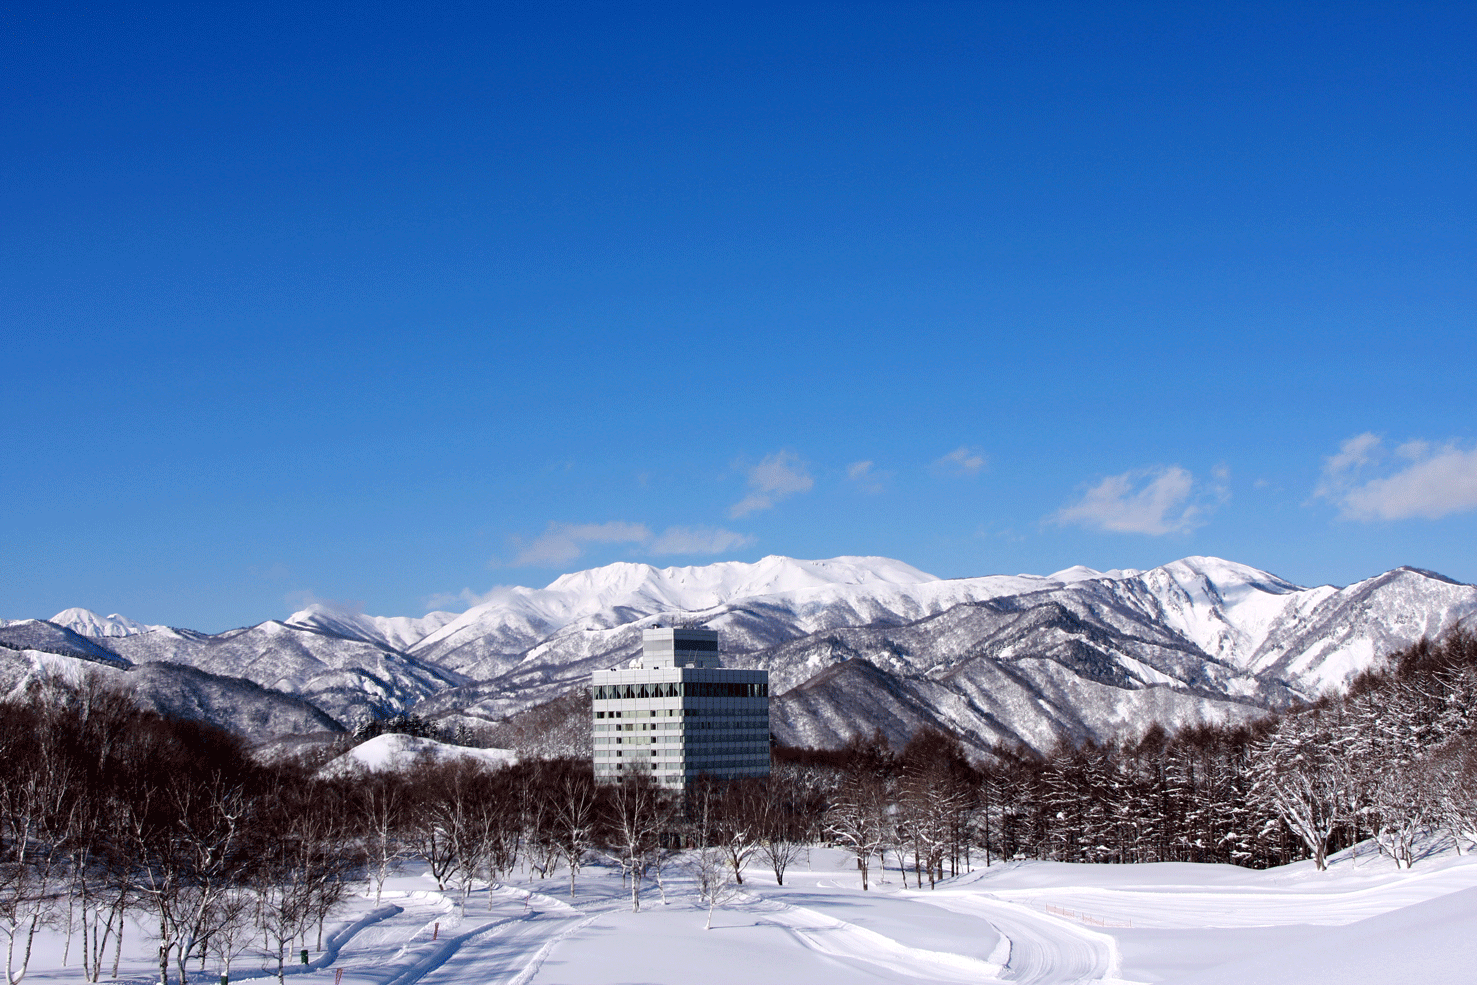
left=590, top=627, right=770, bottom=789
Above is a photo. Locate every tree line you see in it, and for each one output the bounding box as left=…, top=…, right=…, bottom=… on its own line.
left=771, top=627, right=1477, bottom=877
left=3, top=630, right=1475, bottom=985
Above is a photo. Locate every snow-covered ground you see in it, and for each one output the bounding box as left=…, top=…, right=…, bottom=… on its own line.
left=17, top=840, right=1477, bottom=985
left=316, top=734, right=518, bottom=777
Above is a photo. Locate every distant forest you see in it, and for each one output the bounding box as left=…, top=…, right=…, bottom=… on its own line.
left=2, top=630, right=1475, bottom=985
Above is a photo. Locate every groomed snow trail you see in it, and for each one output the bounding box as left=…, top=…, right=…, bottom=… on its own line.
left=225, top=885, right=592, bottom=985
left=51, top=848, right=1475, bottom=985
left=369, top=887, right=592, bottom=985
left=748, top=896, right=1006, bottom=984
left=909, top=891, right=1125, bottom=985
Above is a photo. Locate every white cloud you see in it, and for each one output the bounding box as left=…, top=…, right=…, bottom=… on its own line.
left=846, top=460, right=888, bottom=494
left=426, top=584, right=519, bottom=611
left=1316, top=435, right=1477, bottom=521
left=932, top=446, right=987, bottom=476
left=1050, top=465, right=1213, bottom=535
left=283, top=590, right=364, bottom=617
left=497, top=518, right=758, bottom=571
left=512, top=521, right=651, bottom=567
left=1313, top=432, right=1383, bottom=501
left=729, top=450, right=814, bottom=518
left=649, top=526, right=755, bottom=555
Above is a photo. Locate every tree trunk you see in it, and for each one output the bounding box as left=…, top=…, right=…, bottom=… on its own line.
left=158, top=914, right=170, bottom=985
left=112, top=918, right=124, bottom=979
left=63, top=898, right=73, bottom=967
left=80, top=902, right=91, bottom=980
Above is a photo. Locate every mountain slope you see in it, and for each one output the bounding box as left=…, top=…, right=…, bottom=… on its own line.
left=408, top=557, right=1475, bottom=754
left=8, top=555, right=1474, bottom=750
left=0, top=646, right=340, bottom=736
left=104, top=620, right=460, bottom=726
left=50, top=608, right=167, bottom=637
left=0, top=620, right=131, bottom=666
left=285, top=605, right=458, bottom=652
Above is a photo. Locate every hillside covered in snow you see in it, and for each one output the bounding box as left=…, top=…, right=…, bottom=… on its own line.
left=5, top=554, right=1475, bottom=751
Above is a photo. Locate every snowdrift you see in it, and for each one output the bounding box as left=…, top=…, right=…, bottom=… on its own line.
left=318, top=733, right=517, bottom=778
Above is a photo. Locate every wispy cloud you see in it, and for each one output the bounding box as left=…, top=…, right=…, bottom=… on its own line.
left=1050, top=465, right=1223, bottom=535
left=846, top=460, right=889, bottom=494
left=1315, top=433, right=1477, bottom=520
left=932, top=446, right=987, bottom=476
left=1312, top=432, right=1383, bottom=502
left=649, top=526, right=754, bottom=555
left=511, top=521, right=652, bottom=567
left=500, top=519, right=755, bottom=570
left=426, top=584, right=520, bottom=611
left=250, top=562, right=292, bottom=582
left=283, top=590, right=364, bottom=617
left=729, top=450, right=814, bottom=518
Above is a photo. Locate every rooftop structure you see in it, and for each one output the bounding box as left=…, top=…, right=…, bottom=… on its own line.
left=590, top=627, right=769, bottom=789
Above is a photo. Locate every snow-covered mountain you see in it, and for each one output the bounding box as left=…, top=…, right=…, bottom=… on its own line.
left=49, top=607, right=167, bottom=637
left=101, top=620, right=460, bottom=726
left=285, top=605, right=458, bottom=653
left=406, top=555, right=1114, bottom=685
left=0, top=619, right=132, bottom=666
left=6, top=555, right=1475, bottom=751
left=0, top=639, right=340, bottom=737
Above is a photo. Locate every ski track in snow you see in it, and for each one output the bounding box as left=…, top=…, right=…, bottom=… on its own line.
left=390, top=887, right=592, bottom=985
left=748, top=895, right=1007, bottom=984
left=46, top=849, right=1477, bottom=985
left=907, top=891, right=1124, bottom=985
left=226, top=886, right=590, bottom=985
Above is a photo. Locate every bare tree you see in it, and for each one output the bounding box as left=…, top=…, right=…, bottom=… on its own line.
left=824, top=773, right=890, bottom=891
left=204, top=889, right=253, bottom=985
left=0, top=742, right=74, bottom=985
left=405, top=764, right=465, bottom=892
left=1424, top=736, right=1477, bottom=854
left=356, top=777, right=409, bottom=906
left=711, top=780, right=764, bottom=885
left=253, top=812, right=326, bottom=985
left=551, top=765, right=597, bottom=899
left=693, top=847, right=742, bottom=930
left=756, top=769, right=809, bottom=887
left=1249, top=708, right=1355, bottom=871
left=597, top=774, right=672, bottom=912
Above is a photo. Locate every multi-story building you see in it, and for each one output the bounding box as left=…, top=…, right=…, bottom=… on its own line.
left=590, top=627, right=769, bottom=788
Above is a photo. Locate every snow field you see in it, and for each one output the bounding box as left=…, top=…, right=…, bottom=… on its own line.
left=15, top=842, right=1477, bottom=985
left=317, top=734, right=518, bottom=777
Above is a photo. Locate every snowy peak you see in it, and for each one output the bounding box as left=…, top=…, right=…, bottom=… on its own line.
left=12, top=554, right=1475, bottom=747
left=408, top=555, right=947, bottom=670
left=285, top=604, right=457, bottom=652
left=1043, top=565, right=1109, bottom=583
left=541, top=554, right=940, bottom=611
left=1149, top=556, right=1303, bottom=596
left=49, top=607, right=163, bottom=637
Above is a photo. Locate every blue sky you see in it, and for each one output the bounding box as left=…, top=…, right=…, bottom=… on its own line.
left=3, top=2, right=1474, bottom=631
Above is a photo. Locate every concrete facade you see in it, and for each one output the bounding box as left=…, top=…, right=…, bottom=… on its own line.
left=590, top=627, right=770, bottom=788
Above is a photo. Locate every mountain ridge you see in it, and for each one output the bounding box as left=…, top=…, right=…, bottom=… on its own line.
left=16, top=555, right=1477, bottom=752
